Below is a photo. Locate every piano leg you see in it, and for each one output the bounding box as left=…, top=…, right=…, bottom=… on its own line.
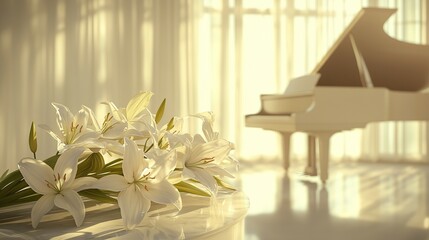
left=304, top=135, right=318, bottom=176
left=281, top=132, right=292, bottom=170
left=316, top=132, right=333, bottom=184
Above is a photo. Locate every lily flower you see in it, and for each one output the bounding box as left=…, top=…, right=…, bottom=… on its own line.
left=192, top=112, right=219, bottom=142
left=193, top=112, right=238, bottom=166
left=39, top=103, right=99, bottom=153
left=103, top=91, right=155, bottom=130
left=18, top=148, right=96, bottom=228
left=94, top=138, right=182, bottom=230
left=180, top=138, right=234, bottom=195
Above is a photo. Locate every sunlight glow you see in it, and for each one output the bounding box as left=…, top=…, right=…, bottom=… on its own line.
left=97, top=1, right=107, bottom=84
left=240, top=170, right=280, bottom=215
left=55, top=1, right=66, bottom=89
left=330, top=174, right=360, bottom=218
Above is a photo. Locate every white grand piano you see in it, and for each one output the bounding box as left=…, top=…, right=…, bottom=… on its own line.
left=245, top=8, right=429, bottom=183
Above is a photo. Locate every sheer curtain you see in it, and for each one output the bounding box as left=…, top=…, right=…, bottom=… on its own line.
left=0, top=0, right=427, bottom=173
left=0, top=0, right=202, bottom=171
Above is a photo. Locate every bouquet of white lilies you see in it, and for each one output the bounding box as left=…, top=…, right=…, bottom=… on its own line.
left=0, top=92, right=237, bottom=230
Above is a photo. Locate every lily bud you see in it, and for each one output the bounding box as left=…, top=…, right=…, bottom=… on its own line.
left=28, top=122, right=37, bottom=155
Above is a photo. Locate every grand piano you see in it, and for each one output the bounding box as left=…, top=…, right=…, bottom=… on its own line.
left=245, top=8, right=429, bottom=183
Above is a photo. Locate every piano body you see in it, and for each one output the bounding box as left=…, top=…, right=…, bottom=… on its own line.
left=245, top=8, right=429, bottom=183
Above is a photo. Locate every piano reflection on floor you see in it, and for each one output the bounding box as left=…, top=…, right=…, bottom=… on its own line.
left=245, top=8, right=429, bottom=183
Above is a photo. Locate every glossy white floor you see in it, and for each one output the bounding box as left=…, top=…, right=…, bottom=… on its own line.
left=235, top=161, right=429, bottom=240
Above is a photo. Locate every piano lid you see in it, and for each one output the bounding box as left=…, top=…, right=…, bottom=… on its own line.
left=312, top=8, right=429, bottom=91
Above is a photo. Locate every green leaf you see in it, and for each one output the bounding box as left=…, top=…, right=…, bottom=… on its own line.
left=214, top=176, right=236, bottom=191
left=126, top=91, right=154, bottom=121
left=77, top=153, right=105, bottom=177
left=0, top=169, right=22, bottom=191
left=0, top=169, right=8, bottom=183
left=155, top=98, right=166, bottom=124
left=28, top=122, right=37, bottom=155
left=43, top=154, right=61, bottom=168
left=166, top=117, right=175, bottom=131
left=79, top=189, right=117, bottom=204
left=0, top=188, right=38, bottom=207
left=1, top=194, right=41, bottom=208
left=104, top=158, right=123, bottom=168
left=174, top=181, right=211, bottom=197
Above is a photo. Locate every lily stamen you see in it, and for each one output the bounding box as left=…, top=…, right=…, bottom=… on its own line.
left=137, top=170, right=151, bottom=182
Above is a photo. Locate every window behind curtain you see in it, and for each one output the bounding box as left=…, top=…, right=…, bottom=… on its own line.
left=198, top=0, right=428, bottom=163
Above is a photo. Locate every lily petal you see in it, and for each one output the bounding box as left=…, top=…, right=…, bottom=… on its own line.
left=166, top=132, right=192, bottom=149
left=52, top=103, right=74, bottom=134
left=123, top=138, right=146, bottom=183
left=54, top=189, right=85, bottom=227
left=53, top=148, right=85, bottom=188
left=73, top=109, right=88, bottom=131
left=191, top=168, right=218, bottom=195
left=190, top=139, right=231, bottom=165
left=205, top=166, right=235, bottom=178
left=140, top=180, right=182, bottom=210
left=73, top=131, right=100, bottom=144
left=102, top=122, right=127, bottom=139
left=202, top=121, right=218, bottom=142
left=82, top=105, right=100, bottom=131
left=118, top=185, right=151, bottom=230
left=92, top=175, right=129, bottom=191
left=38, top=124, right=64, bottom=143
left=72, top=177, right=98, bottom=192
left=167, top=170, right=184, bottom=184
left=31, top=194, right=55, bottom=228
left=18, top=158, right=54, bottom=195
left=126, top=91, right=154, bottom=121
left=102, top=140, right=125, bottom=155
left=148, top=150, right=176, bottom=183
left=192, top=134, right=206, bottom=148
left=193, top=111, right=214, bottom=122
left=104, top=101, right=127, bottom=122
left=182, top=166, right=197, bottom=179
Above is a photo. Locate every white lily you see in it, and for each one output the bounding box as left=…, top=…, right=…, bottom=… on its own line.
left=94, top=138, right=182, bottom=230
left=192, top=112, right=219, bottom=142
left=39, top=103, right=99, bottom=153
left=180, top=138, right=234, bottom=195
left=103, top=91, right=155, bottom=130
left=18, top=148, right=96, bottom=228
left=193, top=112, right=238, bottom=166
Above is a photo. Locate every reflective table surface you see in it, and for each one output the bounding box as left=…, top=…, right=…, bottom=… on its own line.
left=0, top=191, right=249, bottom=239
